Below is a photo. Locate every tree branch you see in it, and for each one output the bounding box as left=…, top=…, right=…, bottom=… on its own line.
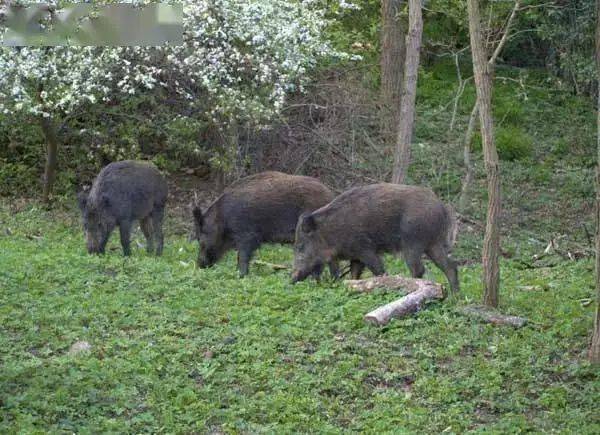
left=489, top=0, right=521, bottom=66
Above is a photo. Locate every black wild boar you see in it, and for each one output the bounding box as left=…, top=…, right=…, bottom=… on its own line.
left=192, top=171, right=337, bottom=277
left=292, top=183, right=459, bottom=292
left=77, top=160, right=168, bottom=256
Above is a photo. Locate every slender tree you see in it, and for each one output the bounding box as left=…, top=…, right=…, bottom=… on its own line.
left=391, top=0, right=422, bottom=184
left=590, top=0, right=600, bottom=364
left=458, top=0, right=521, bottom=212
left=467, top=0, right=501, bottom=307
left=381, top=0, right=405, bottom=132
left=40, top=111, right=59, bottom=203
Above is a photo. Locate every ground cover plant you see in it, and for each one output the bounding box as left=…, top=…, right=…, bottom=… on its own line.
left=1, top=200, right=598, bottom=433
left=1, top=1, right=600, bottom=431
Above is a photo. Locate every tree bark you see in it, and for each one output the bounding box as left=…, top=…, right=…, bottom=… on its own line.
left=458, top=0, right=520, bottom=213
left=467, top=0, right=501, bottom=308
left=391, top=0, right=422, bottom=184
left=458, top=101, right=479, bottom=212
left=381, top=0, right=405, bottom=140
left=589, top=0, right=600, bottom=364
left=40, top=116, right=59, bottom=203
left=214, top=168, right=225, bottom=194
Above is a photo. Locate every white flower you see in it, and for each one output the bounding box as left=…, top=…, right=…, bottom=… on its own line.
left=0, top=0, right=344, bottom=126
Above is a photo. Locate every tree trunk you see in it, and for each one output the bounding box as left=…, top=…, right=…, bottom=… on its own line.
left=459, top=0, right=519, bottom=213
left=391, top=0, right=422, bottom=184
left=214, top=169, right=225, bottom=194
left=40, top=116, right=59, bottom=203
left=589, top=0, right=600, bottom=364
left=467, top=0, right=501, bottom=308
left=458, top=101, right=479, bottom=212
left=381, top=0, right=405, bottom=142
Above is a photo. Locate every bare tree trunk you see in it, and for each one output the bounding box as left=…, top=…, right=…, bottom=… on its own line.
left=391, top=0, right=422, bottom=184
left=40, top=116, right=59, bottom=203
left=381, top=0, right=405, bottom=141
left=467, top=0, right=501, bottom=308
left=214, top=169, right=225, bottom=194
left=458, top=101, right=479, bottom=212
left=208, top=121, right=237, bottom=194
left=590, top=0, right=600, bottom=364
left=458, top=0, right=520, bottom=213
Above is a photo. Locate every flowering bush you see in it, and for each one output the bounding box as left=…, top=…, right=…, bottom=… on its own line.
left=0, top=0, right=355, bottom=197
left=0, top=0, right=345, bottom=125
left=0, top=0, right=355, bottom=196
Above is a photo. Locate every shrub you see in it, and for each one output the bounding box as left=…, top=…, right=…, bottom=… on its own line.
left=497, top=126, right=534, bottom=161
left=494, top=94, right=526, bottom=126
left=471, top=126, right=533, bottom=161
left=0, top=161, right=39, bottom=196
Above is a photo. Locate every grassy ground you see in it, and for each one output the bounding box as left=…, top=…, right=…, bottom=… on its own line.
left=1, top=200, right=598, bottom=433
left=1, top=57, right=599, bottom=433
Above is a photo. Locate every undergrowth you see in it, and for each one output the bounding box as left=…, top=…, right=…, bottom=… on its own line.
left=1, top=202, right=598, bottom=433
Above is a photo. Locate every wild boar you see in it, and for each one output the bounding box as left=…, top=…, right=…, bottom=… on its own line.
left=192, top=171, right=337, bottom=277
left=292, top=183, right=459, bottom=292
left=77, top=160, right=168, bottom=256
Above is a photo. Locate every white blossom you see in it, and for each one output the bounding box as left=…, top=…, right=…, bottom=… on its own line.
left=0, top=0, right=347, bottom=126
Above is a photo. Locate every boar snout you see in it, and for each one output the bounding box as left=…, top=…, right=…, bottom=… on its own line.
left=291, top=268, right=313, bottom=284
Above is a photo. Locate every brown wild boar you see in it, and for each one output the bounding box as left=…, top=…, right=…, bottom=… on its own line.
left=292, top=183, right=459, bottom=292
left=192, top=171, right=338, bottom=277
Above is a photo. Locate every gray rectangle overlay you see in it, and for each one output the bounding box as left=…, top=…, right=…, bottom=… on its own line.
left=1, top=3, right=183, bottom=46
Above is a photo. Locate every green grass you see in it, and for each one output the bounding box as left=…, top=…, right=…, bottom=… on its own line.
left=1, top=201, right=599, bottom=433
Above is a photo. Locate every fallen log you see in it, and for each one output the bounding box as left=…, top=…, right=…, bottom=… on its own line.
left=458, top=305, right=527, bottom=328
left=346, top=275, right=436, bottom=294
left=348, top=276, right=444, bottom=326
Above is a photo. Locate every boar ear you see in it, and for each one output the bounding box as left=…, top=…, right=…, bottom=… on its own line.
left=77, top=190, right=88, bottom=211
left=192, top=206, right=204, bottom=228
left=300, top=213, right=317, bottom=233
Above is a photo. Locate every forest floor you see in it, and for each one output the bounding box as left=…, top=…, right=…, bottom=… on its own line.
left=1, top=58, right=600, bottom=432
left=1, top=199, right=599, bottom=433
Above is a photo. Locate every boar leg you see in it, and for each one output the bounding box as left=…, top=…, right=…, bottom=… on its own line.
left=140, top=217, right=155, bottom=254
left=152, top=206, right=165, bottom=256
left=403, top=248, right=425, bottom=278
left=426, top=244, right=459, bottom=293
left=119, top=220, right=132, bottom=256
left=237, top=238, right=260, bottom=277
left=310, top=263, right=324, bottom=282
left=350, top=260, right=365, bottom=279
left=359, top=252, right=385, bottom=276
left=328, top=261, right=341, bottom=280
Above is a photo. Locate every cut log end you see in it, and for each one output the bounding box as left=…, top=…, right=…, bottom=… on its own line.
left=458, top=305, right=528, bottom=328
